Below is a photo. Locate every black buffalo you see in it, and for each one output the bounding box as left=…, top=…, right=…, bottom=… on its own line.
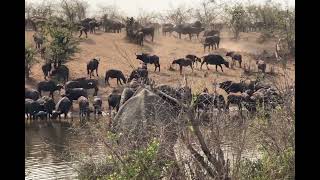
left=25, top=98, right=43, bottom=120
left=52, top=97, right=72, bottom=119
left=87, top=58, right=100, bottom=78
left=172, top=58, right=193, bottom=75
left=65, top=88, right=88, bottom=101
left=37, top=80, right=64, bottom=99
left=40, top=96, right=56, bottom=118
left=194, top=92, right=226, bottom=111
left=185, top=54, right=202, bottom=67
left=203, top=35, right=220, bottom=51
left=108, top=91, right=121, bottom=113
left=128, top=68, right=148, bottom=83
left=136, top=53, right=160, bottom=72
left=25, top=88, right=40, bottom=101
left=226, top=52, right=242, bottom=68
left=93, top=96, right=103, bottom=115
left=203, top=30, right=220, bottom=37
left=218, top=80, right=256, bottom=94
left=200, top=54, right=229, bottom=72
left=50, top=65, right=69, bottom=83
left=42, top=63, right=52, bottom=80
left=65, top=78, right=99, bottom=96
left=105, top=69, right=126, bottom=85
left=173, top=24, right=205, bottom=40
left=78, top=96, right=91, bottom=118
left=140, top=26, right=155, bottom=42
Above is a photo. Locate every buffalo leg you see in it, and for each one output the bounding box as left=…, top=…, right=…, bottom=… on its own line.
left=105, top=77, right=109, bottom=85
left=79, top=30, right=82, bottom=38
left=207, top=63, right=210, bottom=70
left=190, top=65, right=193, bottom=72
left=64, top=113, right=67, bottom=119
left=226, top=101, right=230, bottom=111
left=179, top=66, right=182, bottom=75
left=96, top=68, right=99, bottom=77
left=189, top=34, right=191, bottom=40
left=216, top=65, right=218, bottom=72
left=154, top=65, right=157, bottom=72
left=219, top=65, right=223, bottom=72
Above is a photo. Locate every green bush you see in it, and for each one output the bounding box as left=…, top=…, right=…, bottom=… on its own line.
left=239, top=147, right=294, bottom=180
left=42, top=23, right=79, bottom=66
left=78, top=138, right=173, bottom=180
left=25, top=44, right=38, bottom=79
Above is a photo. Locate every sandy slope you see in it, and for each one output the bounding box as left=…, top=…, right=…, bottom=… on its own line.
left=25, top=29, right=294, bottom=102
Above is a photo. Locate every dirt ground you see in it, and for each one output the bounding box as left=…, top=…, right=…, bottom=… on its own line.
left=25, top=29, right=295, bottom=108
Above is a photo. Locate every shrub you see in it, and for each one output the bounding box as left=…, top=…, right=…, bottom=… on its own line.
left=25, top=44, right=38, bottom=79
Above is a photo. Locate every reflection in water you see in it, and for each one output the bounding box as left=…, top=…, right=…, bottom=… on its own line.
left=25, top=120, right=79, bottom=180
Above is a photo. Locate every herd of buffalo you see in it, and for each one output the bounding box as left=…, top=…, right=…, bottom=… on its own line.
left=25, top=51, right=275, bottom=121
left=25, top=16, right=276, bottom=121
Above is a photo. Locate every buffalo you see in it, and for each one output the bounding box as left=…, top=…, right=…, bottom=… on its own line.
left=226, top=52, right=242, bottom=68
left=50, top=65, right=69, bottom=83
left=172, top=58, right=193, bottom=75
left=78, top=96, right=91, bottom=118
left=37, top=80, right=64, bottom=99
left=42, top=63, right=52, bottom=80
left=87, top=58, right=100, bottom=78
left=65, top=88, right=88, bottom=101
left=105, top=69, right=126, bottom=85
left=52, top=96, right=72, bottom=119
left=25, top=88, right=40, bottom=101
left=128, top=68, right=148, bottom=83
left=65, top=78, right=99, bottom=96
left=185, top=54, right=202, bottom=67
left=203, top=35, right=220, bottom=51
left=136, top=53, right=160, bottom=72
left=200, top=54, right=229, bottom=72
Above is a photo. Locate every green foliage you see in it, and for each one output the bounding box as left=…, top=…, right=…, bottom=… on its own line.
left=78, top=138, right=173, bottom=180
left=42, top=23, right=79, bottom=65
left=25, top=44, right=38, bottom=78
left=239, top=147, right=295, bottom=180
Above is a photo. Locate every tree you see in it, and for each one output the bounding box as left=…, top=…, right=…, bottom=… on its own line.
left=136, top=9, right=160, bottom=26
left=60, top=0, right=88, bottom=23
left=160, top=5, right=194, bottom=25
left=74, top=0, right=88, bottom=22
left=97, top=4, right=124, bottom=21
left=25, top=2, right=34, bottom=19
left=29, top=0, right=57, bottom=18
left=225, top=4, right=247, bottom=39
left=193, top=0, right=219, bottom=28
